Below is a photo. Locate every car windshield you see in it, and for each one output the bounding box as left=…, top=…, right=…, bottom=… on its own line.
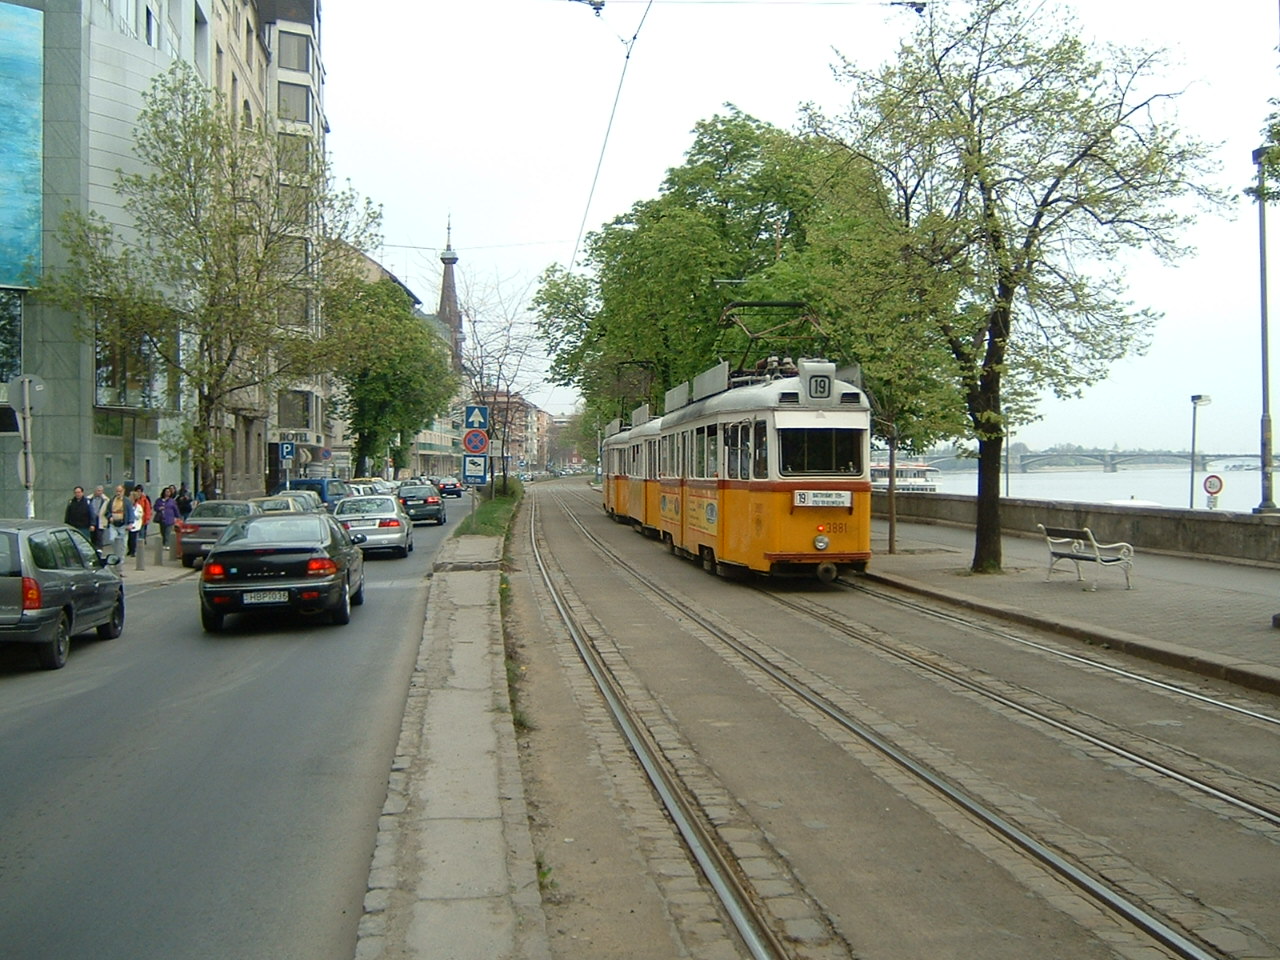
left=336, top=497, right=396, bottom=515
left=221, top=516, right=327, bottom=544
left=399, top=486, right=435, bottom=497
left=191, top=501, right=254, bottom=518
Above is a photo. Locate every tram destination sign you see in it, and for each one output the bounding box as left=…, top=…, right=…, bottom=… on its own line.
left=793, top=490, right=852, bottom=507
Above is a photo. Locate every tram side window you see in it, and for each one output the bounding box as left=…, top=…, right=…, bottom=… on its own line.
left=726, top=425, right=740, bottom=480
left=694, top=426, right=706, bottom=478
left=752, top=420, right=769, bottom=479
left=778, top=427, right=862, bottom=475
left=647, top=439, right=658, bottom=480
left=708, top=424, right=718, bottom=477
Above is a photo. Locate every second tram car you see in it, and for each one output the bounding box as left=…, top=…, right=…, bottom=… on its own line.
left=603, top=357, right=871, bottom=581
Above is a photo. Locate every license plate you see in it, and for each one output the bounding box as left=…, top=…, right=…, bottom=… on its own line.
left=350, top=520, right=376, bottom=527
left=243, top=590, right=288, bottom=604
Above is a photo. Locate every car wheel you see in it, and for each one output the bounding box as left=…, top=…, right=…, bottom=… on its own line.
left=437, top=513, right=446, bottom=526
left=181, top=554, right=195, bottom=569
left=331, top=580, right=352, bottom=624
left=97, top=593, right=125, bottom=640
left=395, top=544, right=408, bottom=558
left=37, top=615, right=71, bottom=670
left=351, top=573, right=366, bottom=606
left=407, top=536, right=414, bottom=554
left=200, top=606, right=223, bottom=633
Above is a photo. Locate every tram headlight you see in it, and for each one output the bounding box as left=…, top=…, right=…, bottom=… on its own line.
left=813, top=534, right=830, bottom=551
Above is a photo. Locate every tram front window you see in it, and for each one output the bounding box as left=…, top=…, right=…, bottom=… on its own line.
left=778, top=428, right=861, bottom=475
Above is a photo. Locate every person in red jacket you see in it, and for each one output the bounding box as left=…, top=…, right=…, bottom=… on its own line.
left=128, top=484, right=152, bottom=557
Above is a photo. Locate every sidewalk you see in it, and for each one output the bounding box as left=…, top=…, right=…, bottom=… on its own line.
left=355, top=535, right=550, bottom=960
left=868, top=519, right=1280, bottom=696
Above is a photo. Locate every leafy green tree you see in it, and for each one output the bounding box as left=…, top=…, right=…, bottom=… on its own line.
left=808, top=0, right=1226, bottom=571
left=325, top=277, right=457, bottom=476
left=38, top=60, right=380, bottom=493
left=535, top=109, right=818, bottom=414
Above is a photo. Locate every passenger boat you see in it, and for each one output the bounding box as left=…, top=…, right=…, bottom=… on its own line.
left=870, top=462, right=941, bottom=493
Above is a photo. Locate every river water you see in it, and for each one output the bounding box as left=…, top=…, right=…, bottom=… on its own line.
left=938, top=466, right=1271, bottom=514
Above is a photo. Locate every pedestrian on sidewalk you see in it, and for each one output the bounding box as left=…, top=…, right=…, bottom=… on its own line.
left=63, top=486, right=94, bottom=541
left=101, top=484, right=134, bottom=562
left=154, top=485, right=180, bottom=547
left=127, top=485, right=151, bottom=556
left=88, top=485, right=107, bottom=547
left=176, top=483, right=193, bottom=520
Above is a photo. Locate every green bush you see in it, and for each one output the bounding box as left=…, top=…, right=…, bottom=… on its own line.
left=453, top=477, right=523, bottom=536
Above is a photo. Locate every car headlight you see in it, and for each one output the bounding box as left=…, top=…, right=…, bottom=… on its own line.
left=813, top=535, right=829, bottom=550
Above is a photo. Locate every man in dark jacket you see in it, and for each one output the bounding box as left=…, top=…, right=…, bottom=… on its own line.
left=63, top=486, right=95, bottom=541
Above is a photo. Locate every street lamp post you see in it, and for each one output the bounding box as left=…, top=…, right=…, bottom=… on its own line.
left=1253, top=147, right=1277, bottom=512
left=1189, top=394, right=1211, bottom=509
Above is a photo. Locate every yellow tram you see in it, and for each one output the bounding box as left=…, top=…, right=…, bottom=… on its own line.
left=603, top=356, right=871, bottom=581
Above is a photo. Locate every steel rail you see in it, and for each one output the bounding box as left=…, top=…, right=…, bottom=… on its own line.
left=849, top=578, right=1280, bottom=728
left=550, top=490, right=1226, bottom=960
left=767, top=591, right=1280, bottom=828
left=527, top=494, right=790, bottom=960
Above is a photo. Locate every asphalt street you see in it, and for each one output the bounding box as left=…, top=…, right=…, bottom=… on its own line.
left=0, top=521, right=450, bottom=960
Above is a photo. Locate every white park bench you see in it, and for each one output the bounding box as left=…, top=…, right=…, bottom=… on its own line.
left=1038, top=524, right=1134, bottom=591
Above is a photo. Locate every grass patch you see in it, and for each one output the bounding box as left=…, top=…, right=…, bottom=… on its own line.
left=452, top=478, right=523, bottom=536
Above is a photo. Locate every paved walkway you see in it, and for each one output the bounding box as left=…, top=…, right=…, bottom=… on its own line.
left=868, top=519, right=1280, bottom=696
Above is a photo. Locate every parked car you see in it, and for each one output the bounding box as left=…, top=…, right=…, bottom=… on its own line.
left=0, top=519, right=124, bottom=669
left=198, top=513, right=367, bottom=632
left=334, top=495, right=413, bottom=557
left=270, top=477, right=353, bottom=512
left=397, top=483, right=446, bottom=525
left=433, top=476, right=463, bottom=497
left=248, top=495, right=312, bottom=514
left=177, top=500, right=263, bottom=567
left=269, top=489, right=324, bottom=512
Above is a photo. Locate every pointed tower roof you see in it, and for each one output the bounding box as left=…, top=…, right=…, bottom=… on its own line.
left=438, top=220, right=462, bottom=369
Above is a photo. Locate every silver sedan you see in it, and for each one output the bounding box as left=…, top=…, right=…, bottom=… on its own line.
left=333, top=495, right=414, bottom=558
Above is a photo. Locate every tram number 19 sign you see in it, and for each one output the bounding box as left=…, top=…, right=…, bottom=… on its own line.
left=463, top=429, right=489, bottom=455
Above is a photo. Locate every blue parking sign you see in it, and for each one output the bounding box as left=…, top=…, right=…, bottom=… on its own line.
left=280, top=441, right=296, bottom=461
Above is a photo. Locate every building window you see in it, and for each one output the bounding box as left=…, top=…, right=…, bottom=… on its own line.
left=94, top=311, right=165, bottom=409
left=278, top=31, right=310, bottom=72
left=278, top=82, right=310, bottom=123
left=278, top=390, right=311, bottom=430
left=244, top=19, right=253, bottom=66
left=145, top=6, right=157, bottom=46
left=278, top=132, right=312, bottom=175
left=0, top=290, right=23, bottom=383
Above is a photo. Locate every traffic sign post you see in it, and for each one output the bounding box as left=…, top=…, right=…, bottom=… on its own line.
left=463, top=429, right=489, bottom=455
left=1204, top=473, right=1223, bottom=510
left=465, top=405, right=489, bottom=431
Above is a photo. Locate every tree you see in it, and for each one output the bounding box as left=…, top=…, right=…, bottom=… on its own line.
left=459, top=275, right=544, bottom=495
left=808, top=0, right=1225, bottom=571
left=38, top=60, right=380, bottom=493
left=325, top=277, right=458, bottom=476
left=534, top=109, right=818, bottom=415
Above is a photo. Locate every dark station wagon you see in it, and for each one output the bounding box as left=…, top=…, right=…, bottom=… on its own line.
left=397, top=483, right=447, bottom=525
left=0, top=519, right=125, bottom=669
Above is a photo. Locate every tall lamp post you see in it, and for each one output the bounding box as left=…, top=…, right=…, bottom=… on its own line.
left=1189, top=394, right=1211, bottom=509
left=1253, top=147, right=1277, bottom=512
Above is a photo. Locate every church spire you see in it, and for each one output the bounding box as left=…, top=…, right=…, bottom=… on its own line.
left=438, top=220, right=462, bottom=368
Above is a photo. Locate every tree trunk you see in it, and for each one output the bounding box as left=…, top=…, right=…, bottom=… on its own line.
left=971, top=432, right=1003, bottom=572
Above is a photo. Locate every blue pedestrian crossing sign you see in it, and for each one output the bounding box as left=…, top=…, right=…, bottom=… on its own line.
left=465, top=405, right=489, bottom=431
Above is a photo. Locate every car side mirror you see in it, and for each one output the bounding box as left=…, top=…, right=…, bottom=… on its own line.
left=350, top=533, right=368, bottom=545
left=103, top=553, right=122, bottom=566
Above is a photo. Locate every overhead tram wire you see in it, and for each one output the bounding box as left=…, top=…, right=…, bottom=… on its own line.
left=568, top=0, right=655, bottom=271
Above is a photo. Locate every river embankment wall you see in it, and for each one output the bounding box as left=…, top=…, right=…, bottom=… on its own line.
left=873, top=492, right=1280, bottom=566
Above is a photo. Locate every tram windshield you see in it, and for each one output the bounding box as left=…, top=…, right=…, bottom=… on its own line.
left=778, top=427, right=862, bottom=476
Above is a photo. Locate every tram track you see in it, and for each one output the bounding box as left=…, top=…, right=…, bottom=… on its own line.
left=527, top=495, right=795, bottom=960
left=539, top=485, right=1279, bottom=960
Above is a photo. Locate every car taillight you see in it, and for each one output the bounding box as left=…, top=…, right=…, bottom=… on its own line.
left=21, top=577, right=41, bottom=610
left=378, top=518, right=402, bottom=528
left=306, top=558, right=338, bottom=576
left=178, top=522, right=198, bottom=534
left=427, top=496, right=440, bottom=504
left=201, top=561, right=227, bottom=581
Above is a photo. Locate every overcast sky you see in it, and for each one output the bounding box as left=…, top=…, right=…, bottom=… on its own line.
left=321, top=0, right=1279, bottom=454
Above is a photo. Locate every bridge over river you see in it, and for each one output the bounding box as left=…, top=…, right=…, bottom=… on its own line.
left=937, top=451, right=1270, bottom=473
